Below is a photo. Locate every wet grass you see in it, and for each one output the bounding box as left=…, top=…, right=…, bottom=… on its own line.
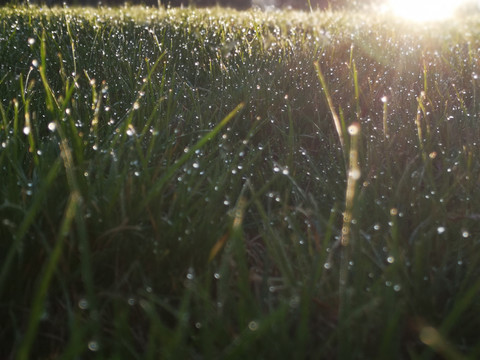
left=1, top=4, right=480, bottom=359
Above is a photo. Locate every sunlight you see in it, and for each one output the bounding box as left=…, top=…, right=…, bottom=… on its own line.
left=387, top=0, right=472, bottom=22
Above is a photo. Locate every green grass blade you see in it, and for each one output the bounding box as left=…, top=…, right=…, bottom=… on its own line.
left=16, top=192, right=81, bottom=360
left=140, top=102, right=244, bottom=208
left=0, top=158, right=62, bottom=294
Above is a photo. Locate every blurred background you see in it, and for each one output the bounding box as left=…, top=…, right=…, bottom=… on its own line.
left=16, top=0, right=368, bottom=10
left=9, top=0, right=480, bottom=23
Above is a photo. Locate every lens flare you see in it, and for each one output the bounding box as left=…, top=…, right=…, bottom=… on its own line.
left=387, top=0, right=473, bottom=22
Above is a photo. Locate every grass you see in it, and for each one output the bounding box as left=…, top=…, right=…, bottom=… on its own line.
left=1, top=3, right=480, bottom=359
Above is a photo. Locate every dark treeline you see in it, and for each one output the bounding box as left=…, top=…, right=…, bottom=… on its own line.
left=20, top=0, right=347, bottom=10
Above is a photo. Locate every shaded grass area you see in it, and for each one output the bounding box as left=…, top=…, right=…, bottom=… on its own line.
left=1, top=4, right=480, bottom=358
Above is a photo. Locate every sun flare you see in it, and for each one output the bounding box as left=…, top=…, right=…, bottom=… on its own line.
left=388, top=0, right=474, bottom=22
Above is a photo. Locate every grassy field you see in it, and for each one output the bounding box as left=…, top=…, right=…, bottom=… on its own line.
left=1, top=3, right=480, bottom=359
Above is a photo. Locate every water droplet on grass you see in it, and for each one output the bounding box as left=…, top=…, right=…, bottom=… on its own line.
left=248, top=321, right=258, bottom=331
left=186, top=267, right=195, bottom=280
left=88, top=340, right=99, bottom=352
left=78, top=298, right=88, bottom=310
left=126, top=125, right=136, bottom=136
left=349, top=168, right=360, bottom=180
left=348, top=123, right=360, bottom=135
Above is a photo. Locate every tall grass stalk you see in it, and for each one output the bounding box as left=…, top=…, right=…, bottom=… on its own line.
left=314, top=61, right=345, bottom=153
left=338, top=122, right=361, bottom=351
left=382, top=96, right=388, bottom=140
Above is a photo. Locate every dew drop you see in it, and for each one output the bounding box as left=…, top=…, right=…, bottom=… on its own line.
left=126, top=125, right=136, bottom=136
left=186, top=267, right=195, bottom=280
left=349, top=168, right=361, bottom=180
left=88, top=340, right=99, bottom=352
left=348, top=123, right=360, bottom=135
left=78, top=298, right=89, bottom=310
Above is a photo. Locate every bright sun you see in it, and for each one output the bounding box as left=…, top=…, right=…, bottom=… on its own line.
left=388, top=0, right=473, bottom=22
